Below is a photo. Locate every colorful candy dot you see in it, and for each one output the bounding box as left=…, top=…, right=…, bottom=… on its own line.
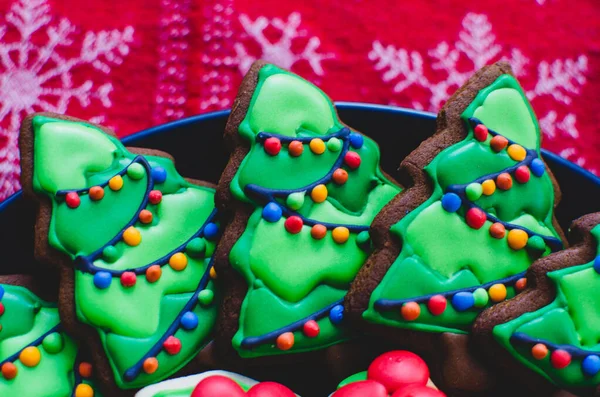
left=108, top=175, right=124, bottom=191
left=582, top=355, right=600, bottom=377
left=427, top=295, right=447, bottom=316
left=530, top=158, right=545, bottom=177
left=311, top=184, right=328, bottom=203
left=93, top=272, right=112, bottom=289
left=349, top=132, right=364, bottom=149
left=332, top=227, right=350, bottom=244
left=288, top=140, right=304, bottom=157
left=79, top=362, right=93, bottom=378
left=209, top=267, right=217, bottom=279
left=139, top=209, right=153, bottom=224
left=356, top=230, right=370, bottom=248
left=148, top=190, right=163, bottom=205
left=284, top=216, right=303, bottom=234
left=488, top=284, right=507, bottom=302
left=474, top=124, right=488, bottom=141
left=151, top=166, right=167, bottom=183
left=19, top=346, right=41, bottom=367
left=286, top=192, right=305, bottom=210
left=594, top=256, right=600, bottom=274
left=327, top=137, right=342, bottom=152
left=102, top=246, right=119, bottom=263
left=74, top=384, right=94, bottom=397
left=490, top=135, right=508, bottom=152
left=333, top=168, right=348, bottom=185
left=143, top=357, right=159, bottom=374
left=262, top=202, right=283, bottom=222
left=169, top=253, right=188, bottom=271
left=42, top=332, right=64, bottom=354
left=186, top=238, right=206, bottom=257
left=204, top=223, right=219, bottom=240
left=276, top=332, right=294, bottom=351
left=489, top=222, right=506, bottom=239
left=441, top=193, right=461, bottom=212
left=303, top=320, right=320, bottom=338
left=163, top=336, right=182, bottom=355
left=89, top=186, right=104, bottom=201
left=507, top=229, right=529, bottom=250
left=0, top=302, right=4, bottom=316
left=551, top=349, right=571, bottom=369
left=0, top=285, right=4, bottom=300
left=264, top=137, right=282, bottom=156
left=344, top=152, right=361, bottom=169
left=452, top=292, right=475, bottom=312
left=482, top=179, right=496, bottom=196
left=515, top=278, right=528, bottom=292
left=466, top=207, right=487, bottom=229
left=123, top=226, right=142, bottom=246
left=120, top=272, right=137, bottom=287
left=309, top=138, right=326, bottom=154
left=330, top=304, right=344, bottom=325
left=1, top=362, right=17, bottom=380
left=145, top=265, right=162, bottom=283
left=181, top=311, right=199, bottom=330
left=466, top=183, right=483, bottom=201
left=311, top=224, right=327, bottom=240
left=401, top=302, right=421, bottom=321
left=531, top=343, right=548, bottom=360
left=198, top=289, right=214, bottom=306
left=527, top=235, right=546, bottom=252
left=127, top=163, right=145, bottom=180
left=496, top=173, right=513, bottom=190
left=507, top=144, right=527, bottom=161
left=65, top=192, right=80, bottom=209
left=514, top=166, right=531, bottom=184
left=473, top=288, right=489, bottom=308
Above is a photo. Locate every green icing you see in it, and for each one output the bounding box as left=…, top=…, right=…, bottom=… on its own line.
left=228, top=65, right=400, bottom=357
left=494, top=225, right=600, bottom=389
left=30, top=116, right=219, bottom=389
left=0, top=284, right=101, bottom=397
left=364, top=74, right=561, bottom=333
left=337, top=371, right=368, bottom=389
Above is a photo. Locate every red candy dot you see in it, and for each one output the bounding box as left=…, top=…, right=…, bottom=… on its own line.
left=65, top=192, right=80, bottom=209
left=0, top=302, right=4, bottom=316
left=532, top=344, right=548, bottom=360
left=344, top=152, right=361, bottom=169
left=120, top=272, right=136, bottom=287
left=465, top=208, right=487, bottom=229
left=489, top=222, right=506, bottom=239
left=302, top=320, right=320, bottom=338
left=163, top=336, right=182, bottom=355
left=496, top=173, right=513, bottom=190
left=367, top=351, right=430, bottom=393
left=427, top=295, right=447, bottom=316
left=1, top=362, right=17, bottom=380
left=391, top=384, right=447, bottom=397
left=332, top=380, right=388, bottom=397
left=89, top=186, right=104, bottom=201
left=333, top=168, right=349, bottom=185
left=515, top=166, right=531, bottom=183
left=311, top=224, right=327, bottom=240
left=247, top=382, right=296, bottom=397
left=139, top=209, right=153, bottom=224
left=490, top=135, right=509, bottom=152
left=401, top=302, right=421, bottom=321
left=191, top=375, right=246, bottom=397
left=288, top=140, right=304, bottom=157
left=79, top=362, right=93, bottom=378
left=149, top=190, right=163, bottom=204
left=474, top=124, right=488, bottom=142
left=264, top=137, right=282, bottom=156
left=284, top=216, right=303, bottom=234
left=515, top=278, right=528, bottom=292
left=551, top=349, right=571, bottom=369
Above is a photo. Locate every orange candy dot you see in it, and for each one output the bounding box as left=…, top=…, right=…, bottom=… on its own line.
left=507, top=229, right=529, bottom=250
left=139, top=209, right=153, bottom=224
left=143, top=357, right=159, bottom=374
left=332, top=169, right=348, bottom=185
left=89, top=186, right=104, bottom=201
left=1, top=362, right=17, bottom=380
left=401, top=302, right=421, bottom=321
left=489, top=222, right=506, bottom=239
left=490, top=135, right=509, bottom=152
left=311, top=224, right=327, bottom=240
left=19, top=346, right=40, bottom=367
left=515, top=278, right=528, bottom=292
left=209, top=267, right=217, bottom=279
left=496, top=173, right=513, bottom=190
left=79, top=362, right=93, bottom=378
left=532, top=343, right=548, bottom=360
left=488, top=284, right=507, bottom=302
left=507, top=144, right=527, bottom=161
left=75, top=384, right=94, bottom=397
left=482, top=179, right=496, bottom=196
left=288, top=141, right=304, bottom=157
left=276, top=332, right=295, bottom=351
left=145, top=265, right=162, bottom=283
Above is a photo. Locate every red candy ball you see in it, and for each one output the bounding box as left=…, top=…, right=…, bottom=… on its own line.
left=302, top=320, right=320, bottom=338
left=367, top=351, right=430, bottom=393
left=551, top=349, right=571, bottom=369
left=191, top=375, right=246, bottom=397
left=247, top=382, right=296, bottom=397
left=284, top=216, right=303, bottom=234
left=515, top=166, right=531, bottom=183
left=332, top=380, right=388, bottom=397
left=264, top=137, right=282, bottom=156
left=149, top=190, right=163, bottom=204
left=0, top=302, right=4, bottom=316
left=120, top=272, right=136, bottom=287
left=344, top=152, right=361, bottom=169
left=427, top=295, right=447, bottom=316
left=65, top=192, right=80, bottom=208
left=163, top=336, right=182, bottom=355
left=391, top=384, right=447, bottom=397
left=465, top=208, right=487, bottom=230
left=473, top=124, right=488, bottom=142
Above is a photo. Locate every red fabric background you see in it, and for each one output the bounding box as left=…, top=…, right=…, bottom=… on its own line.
left=0, top=0, right=598, bottom=200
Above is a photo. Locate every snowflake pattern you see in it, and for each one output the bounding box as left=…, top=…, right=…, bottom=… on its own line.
left=368, top=12, right=589, bottom=172
left=0, top=0, right=134, bottom=199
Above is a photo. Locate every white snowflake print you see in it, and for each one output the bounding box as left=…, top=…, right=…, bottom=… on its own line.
left=0, top=0, right=134, bottom=199
left=368, top=12, right=588, bottom=170
left=234, top=12, right=335, bottom=76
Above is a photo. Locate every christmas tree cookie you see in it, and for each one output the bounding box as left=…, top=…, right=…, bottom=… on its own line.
left=474, top=213, right=600, bottom=396
left=214, top=62, right=400, bottom=358
left=0, top=276, right=102, bottom=397
left=19, top=114, right=221, bottom=391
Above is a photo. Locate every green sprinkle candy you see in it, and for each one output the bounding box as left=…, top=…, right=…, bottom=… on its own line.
left=42, top=332, right=64, bottom=354
left=327, top=138, right=342, bottom=152
left=127, top=162, right=146, bottom=180
left=186, top=238, right=206, bottom=257
left=473, top=288, right=489, bottom=308
left=198, top=289, right=214, bottom=306
left=466, top=183, right=483, bottom=201
left=286, top=192, right=305, bottom=211
left=102, top=245, right=119, bottom=263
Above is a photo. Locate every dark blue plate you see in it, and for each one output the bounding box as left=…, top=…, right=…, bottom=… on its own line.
left=2, top=103, right=599, bottom=275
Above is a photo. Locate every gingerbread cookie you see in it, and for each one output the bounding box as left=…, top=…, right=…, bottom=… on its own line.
left=0, top=275, right=102, bottom=397
left=345, top=62, right=565, bottom=393
left=19, top=114, right=221, bottom=392
left=474, top=213, right=600, bottom=396
left=214, top=62, right=401, bottom=358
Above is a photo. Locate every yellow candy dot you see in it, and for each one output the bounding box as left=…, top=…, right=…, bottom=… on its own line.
left=169, top=252, right=188, bottom=271
left=332, top=227, right=350, bottom=244
left=507, top=144, right=526, bottom=161
left=75, top=383, right=94, bottom=397
left=108, top=175, right=124, bottom=191
left=210, top=267, right=217, bottom=279
left=311, top=184, right=328, bottom=203
left=488, top=284, right=507, bottom=302
left=309, top=139, right=326, bottom=155
left=122, top=226, right=141, bottom=246
left=481, top=179, right=496, bottom=196
left=19, top=346, right=41, bottom=367
left=507, top=229, right=528, bottom=250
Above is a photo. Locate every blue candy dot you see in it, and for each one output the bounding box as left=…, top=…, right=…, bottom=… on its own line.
left=262, top=202, right=283, bottom=223
left=93, top=272, right=112, bottom=289
left=452, top=292, right=475, bottom=312
left=329, top=304, right=344, bottom=325
left=204, top=223, right=219, bottom=240
left=441, top=193, right=462, bottom=213
left=0, top=285, right=4, bottom=300
left=180, top=311, right=199, bottom=330
left=594, top=256, right=600, bottom=274
left=349, top=133, right=364, bottom=149
left=530, top=158, right=545, bottom=177
left=582, top=355, right=600, bottom=377
left=151, top=166, right=167, bottom=184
